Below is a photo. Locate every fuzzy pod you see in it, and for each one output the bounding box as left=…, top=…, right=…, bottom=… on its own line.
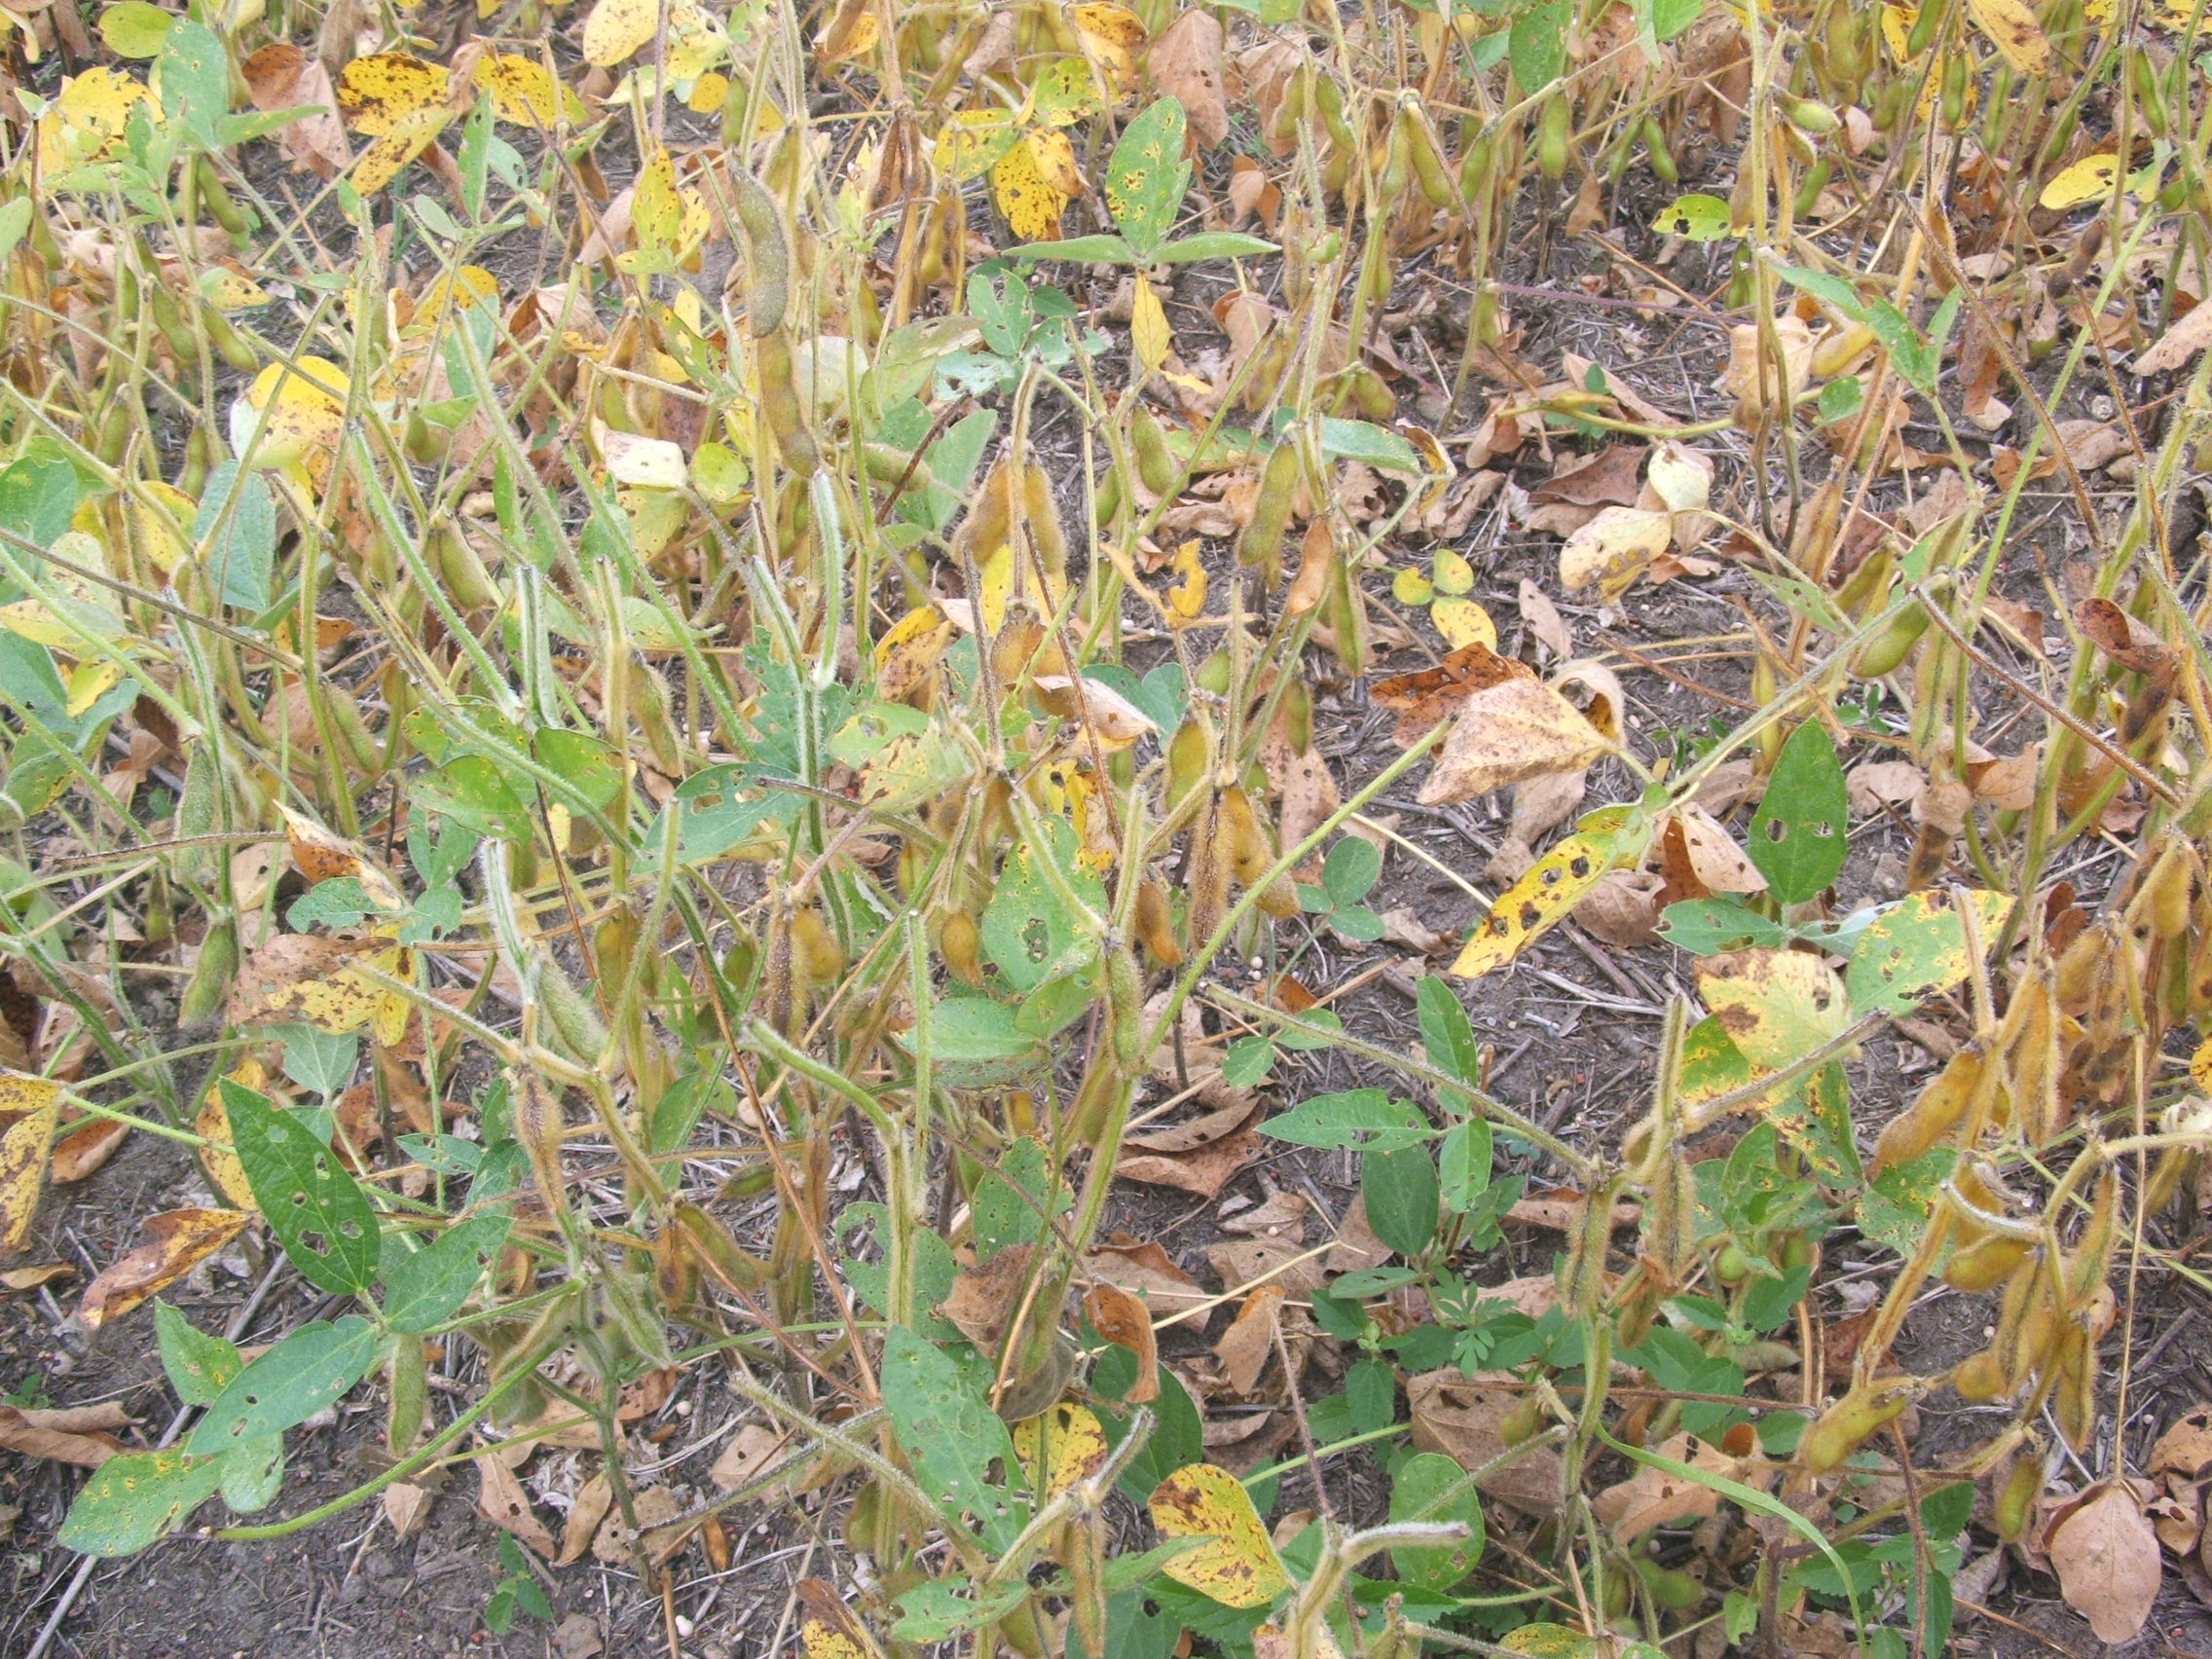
left=386, top=1335, right=426, bottom=1452
left=1015, top=457, right=1067, bottom=582
left=512, top=1073, right=571, bottom=1218
left=1404, top=106, right=1456, bottom=208
left=1560, top=1181, right=1616, bottom=1320
left=728, top=167, right=792, bottom=336
left=1536, top=94, right=1571, bottom=181
left=1131, top=403, right=1178, bottom=498
left=1872, top=1045, right=1984, bottom=1173
left=1801, top=1378, right=1916, bottom=1473
left=1236, top=442, right=1301, bottom=571
left=1943, top=1233, right=2031, bottom=1294
left=1851, top=602, right=1929, bottom=679
left=180, top=913, right=238, bottom=1025
left=756, top=328, right=821, bottom=478
left=941, top=909, right=986, bottom=986
left=1642, top=116, right=1678, bottom=185
left=1994, top=1444, right=2045, bottom=1541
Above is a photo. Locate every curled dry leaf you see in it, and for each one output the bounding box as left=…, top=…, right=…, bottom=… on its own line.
left=2046, top=1480, right=2161, bottom=1642
left=1560, top=506, right=1673, bottom=600
left=1594, top=1433, right=1738, bottom=1541
left=1370, top=641, right=1532, bottom=748
left=1517, top=578, right=1573, bottom=659
left=1116, top=1104, right=1264, bottom=1199
left=1846, top=760, right=1926, bottom=816
left=2133, top=299, right=2212, bottom=375
left=1574, top=869, right=1665, bottom=948
left=477, top=1455, right=557, bottom=1559
left=78, top=1208, right=252, bottom=1330
left=1084, top=1235, right=1208, bottom=1318
left=382, top=1480, right=434, bottom=1541
left=939, top=1241, right=1035, bottom=1352
left=1212, top=1284, right=1284, bottom=1396
left=557, top=1472, right=615, bottom=1567
left=1085, top=1281, right=1159, bottom=1401
left=0, top=1400, right=132, bottom=1468
left=1659, top=804, right=1767, bottom=902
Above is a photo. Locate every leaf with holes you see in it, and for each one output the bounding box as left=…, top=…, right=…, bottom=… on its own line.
left=1105, top=97, right=1190, bottom=260
left=1452, top=831, right=1616, bottom=978
left=223, top=1080, right=380, bottom=1295
left=382, top=1212, right=511, bottom=1333
left=1846, top=890, right=2013, bottom=1016
left=878, top=1326, right=1030, bottom=1553
left=1746, top=722, right=1848, bottom=903
left=1149, top=1462, right=1292, bottom=1609
left=1694, top=949, right=1849, bottom=1075
left=186, top=1316, right=379, bottom=1454
left=1263, top=1089, right=1431, bottom=1153
left=979, top=820, right=1103, bottom=994
left=58, top=1450, right=227, bottom=1556
left=1389, top=1450, right=1486, bottom=1594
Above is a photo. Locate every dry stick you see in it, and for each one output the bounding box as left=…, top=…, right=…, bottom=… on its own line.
left=1907, top=581, right=2182, bottom=805
left=22, top=1259, right=287, bottom=1659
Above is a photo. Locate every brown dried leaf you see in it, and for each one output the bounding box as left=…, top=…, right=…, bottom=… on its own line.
left=2152, top=1406, right=2212, bottom=1484
left=2047, top=1481, right=2161, bottom=1642
left=1593, top=1432, right=1736, bottom=1540
left=1574, top=869, right=1664, bottom=948
left=478, top=1456, right=557, bottom=1559
left=1085, top=1236, right=1208, bottom=1316
left=1507, top=769, right=1589, bottom=848
left=382, top=1480, right=434, bottom=1541
left=710, top=1422, right=793, bottom=1495
left=1085, top=1282, right=1159, bottom=1400
left=1324, top=1194, right=1390, bottom=1275
left=78, top=1208, right=251, bottom=1330
left=939, top=1242, right=1035, bottom=1352
left=1148, top=10, right=1228, bottom=147
left=1407, top=1370, right=1567, bottom=1515
left=558, top=1472, right=615, bottom=1567
left=0, top=1402, right=129, bottom=1468
left=48, top=1115, right=128, bottom=1183
left=1846, top=760, right=1925, bottom=815
left=1213, top=1285, right=1283, bottom=1396
left=1204, top=1234, right=1326, bottom=1297
left=1417, top=678, right=1611, bottom=805
left=1529, top=444, right=1648, bottom=508
left=1117, top=1107, right=1263, bottom=1199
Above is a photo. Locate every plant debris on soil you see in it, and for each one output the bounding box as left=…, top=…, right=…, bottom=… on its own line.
left=0, top=0, right=2208, bottom=1654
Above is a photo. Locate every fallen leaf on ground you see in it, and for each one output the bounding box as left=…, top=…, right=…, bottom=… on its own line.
left=2046, top=1480, right=2161, bottom=1642
left=1116, top=1105, right=1263, bottom=1198
left=1594, top=1433, right=1736, bottom=1540
left=1204, top=1233, right=1326, bottom=1297
left=558, top=1472, right=614, bottom=1566
left=1574, top=870, right=1664, bottom=947
left=1213, top=1285, right=1284, bottom=1395
left=1085, top=1236, right=1208, bottom=1317
left=478, top=1455, right=556, bottom=1558
left=79, top=1208, right=252, bottom=1330
left=1418, top=679, right=1612, bottom=805
left=1324, top=1194, right=1390, bottom=1274
left=1508, top=1188, right=1641, bottom=1231
left=1408, top=1369, right=1567, bottom=1515
left=1148, top=10, right=1227, bottom=147
left=382, top=1480, right=434, bottom=1540
left=0, top=1402, right=131, bottom=1467
left=1370, top=641, right=1532, bottom=748
left=1381, top=906, right=1447, bottom=954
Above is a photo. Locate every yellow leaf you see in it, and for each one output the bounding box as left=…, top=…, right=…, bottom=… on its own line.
left=236, top=355, right=350, bottom=485
left=663, top=2, right=728, bottom=81
left=1131, top=274, right=1171, bottom=375
left=1394, top=568, right=1435, bottom=606
left=976, top=543, right=1015, bottom=635
left=1433, top=547, right=1475, bottom=596
left=471, top=53, right=587, bottom=129
left=1072, top=0, right=1147, bottom=84
left=1452, top=831, right=1615, bottom=977
left=1031, top=55, right=1102, bottom=126
left=872, top=605, right=955, bottom=699
left=795, top=1578, right=883, bottom=1659
left=38, top=67, right=156, bottom=171
left=276, top=801, right=406, bottom=910
left=1560, top=505, right=1672, bottom=599
left=0, top=1074, right=60, bottom=1248
left=687, top=70, right=729, bottom=113
left=226, top=934, right=415, bottom=1046
left=1025, top=127, right=1085, bottom=199
left=66, top=659, right=123, bottom=718
left=1432, top=596, right=1495, bottom=650
left=1694, top=947, right=1848, bottom=1074
left=1149, top=1462, right=1292, bottom=1609
left=1167, top=539, right=1206, bottom=619
left=938, top=107, right=1021, bottom=182
left=409, top=265, right=500, bottom=334
left=582, top=0, right=659, bottom=66
left=993, top=134, right=1068, bottom=240
left=2194, top=1034, right=2212, bottom=1094
left=1011, top=1401, right=1110, bottom=1495
left=350, top=105, right=455, bottom=197
left=1417, top=677, right=1613, bottom=805
left=195, top=1081, right=256, bottom=1211
left=2038, top=153, right=2157, bottom=210
left=129, top=482, right=195, bottom=573
left=631, top=144, right=682, bottom=252
left=334, top=52, right=450, bottom=135
left=78, top=1207, right=252, bottom=1329
left=1964, top=0, right=2051, bottom=73
left=200, top=268, right=271, bottom=312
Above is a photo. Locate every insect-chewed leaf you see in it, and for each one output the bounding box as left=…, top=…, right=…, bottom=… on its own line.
left=0, top=1073, right=61, bottom=1249
left=992, top=135, right=1069, bottom=240
left=582, top=0, right=660, bottom=65
left=1653, top=192, right=1732, bottom=240
left=1149, top=1462, right=1292, bottom=1608
left=470, top=54, right=585, bottom=129
left=1451, top=831, right=1614, bottom=978
left=937, top=108, right=1020, bottom=182
left=1845, top=889, right=2013, bottom=1016
left=797, top=1578, right=883, bottom=1659
left=78, top=1208, right=251, bottom=1329
left=222, top=1081, right=380, bottom=1295
left=333, top=53, right=450, bottom=135
left=1745, top=720, right=1847, bottom=903
left=1964, top=0, right=2051, bottom=72
left=1011, top=1400, right=1110, bottom=1494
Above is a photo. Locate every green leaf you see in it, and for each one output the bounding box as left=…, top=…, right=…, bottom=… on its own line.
left=1859, top=1148, right=1955, bottom=1257
left=222, top=1080, right=380, bottom=1295
left=1389, top=1451, right=1486, bottom=1593
left=1275, top=1007, right=1343, bottom=1051
left=1651, top=0, right=1703, bottom=37
left=1093, top=1349, right=1204, bottom=1503
left=1362, top=1144, right=1441, bottom=1256
left=57, top=1450, right=226, bottom=1556
left=891, top=1578, right=1034, bottom=1641
left=1264, top=1089, right=1431, bottom=1152
left=971, top=1136, right=1068, bottom=1262
left=272, top=1022, right=358, bottom=1099
left=1154, top=232, right=1279, bottom=263
left=1416, top=977, right=1483, bottom=1093
left=382, top=1213, right=511, bottom=1333
left=287, top=877, right=375, bottom=931
left=1746, top=721, right=1848, bottom=903
left=1104, top=98, right=1191, bottom=259
left=411, top=756, right=534, bottom=845
left=1315, top=416, right=1422, bottom=473
left=1439, top=1120, right=1493, bottom=1213
left=532, top=730, right=623, bottom=811
left=1065, top=1586, right=1181, bottom=1659
left=1652, top=192, right=1732, bottom=240
left=980, top=819, right=1105, bottom=993
left=1659, top=897, right=1791, bottom=955
left=218, top=1433, right=285, bottom=1513
left=1346, top=1355, right=1397, bottom=1432
left=1323, top=837, right=1382, bottom=907
left=1509, top=0, right=1569, bottom=90
left=1845, top=890, right=2013, bottom=1016
left=187, top=1316, right=379, bottom=1454
left=878, top=1326, right=1029, bottom=1553
left=1819, top=376, right=1864, bottom=424
left=902, top=995, right=1045, bottom=1088
left=1221, top=1036, right=1275, bottom=1088
left=191, top=462, right=276, bottom=613
left=153, top=1299, right=240, bottom=1407
left=99, top=0, right=175, bottom=55
left=1003, top=234, right=1138, bottom=265
left=156, top=18, right=230, bottom=150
